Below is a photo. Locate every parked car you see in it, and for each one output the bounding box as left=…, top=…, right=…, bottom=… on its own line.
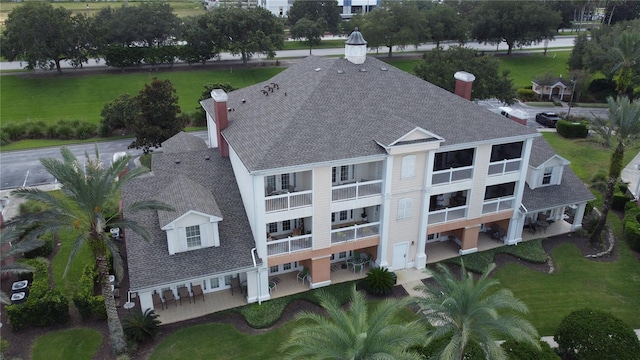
left=535, top=112, right=562, bottom=127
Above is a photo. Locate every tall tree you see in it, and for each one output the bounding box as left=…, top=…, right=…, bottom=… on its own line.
left=1, top=2, right=78, bottom=73
left=128, top=78, right=184, bottom=154
left=590, top=96, right=640, bottom=245
left=281, top=285, right=424, bottom=359
left=471, top=1, right=562, bottom=55
left=414, top=46, right=516, bottom=104
left=611, top=31, right=640, bottom=94
left=606, top=0, right=640, bottom=25
left=213, top=6, right=284, bottom=65
left=415, top=263, right=540, bottom=360
left=179, top=13, right=225, bottom=66
left=287, top=0, right=341, bottom=35
left=0, top=226, right=44, bottom=305
left=290, top=18, right=327, bottom=55
left=568, top=33, right=589, bottom=70
left=423, top=3, right=468, bottom=47
left=100, top=94, right=137, bottom=136
left=10, top=147, right=171, bottom=355
left=360, top=0, right=427, bottom=57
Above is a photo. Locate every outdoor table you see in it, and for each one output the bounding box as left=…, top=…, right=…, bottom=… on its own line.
left=536, top=220, right=550, bottom=233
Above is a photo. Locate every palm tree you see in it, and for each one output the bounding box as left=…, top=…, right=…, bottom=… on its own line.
left=610, top=31, right=640, bottom=95
left=414, top=263, right=540, bottom=360
left=281, top=285, right=425, bottom=359
left=590, top=96, right=640, bottom=245
left=0, top=225, right=44, bottom=304
left=9, top=147, right=171, bottom=356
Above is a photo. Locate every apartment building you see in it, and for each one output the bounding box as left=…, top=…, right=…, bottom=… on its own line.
left=123, top=30, right=594, bottom=315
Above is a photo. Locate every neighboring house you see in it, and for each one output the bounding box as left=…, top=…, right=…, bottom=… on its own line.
left=531, top=78, right=574, bottom=101
left=123, top=30, right=594, bottom=315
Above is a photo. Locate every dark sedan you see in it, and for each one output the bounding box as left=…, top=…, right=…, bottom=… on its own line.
left=535, top=112, right=562, bottom=128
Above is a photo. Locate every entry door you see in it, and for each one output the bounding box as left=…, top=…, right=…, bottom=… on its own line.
left=392, top=243, right=408, bottom=270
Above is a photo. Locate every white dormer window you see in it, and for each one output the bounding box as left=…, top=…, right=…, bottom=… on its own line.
left=185, top=225, right=202, bottom=248
left=542, top=167, right=553, bottom=185
left=401, top=155, right=416, bottom=179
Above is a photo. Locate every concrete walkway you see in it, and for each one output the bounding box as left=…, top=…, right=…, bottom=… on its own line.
left=621, top=150, right=640, bottom=199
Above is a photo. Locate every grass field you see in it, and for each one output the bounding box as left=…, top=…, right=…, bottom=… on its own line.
left=498, top=51, right=571, bottom=88
left=51, top=229, right=96, bottom=297
left=31, top=328, right=102, bottom=360
left=1, top=67, right=284, bottom=125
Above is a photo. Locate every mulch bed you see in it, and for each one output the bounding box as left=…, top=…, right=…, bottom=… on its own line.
left=1, top=233, right=634, bottom=360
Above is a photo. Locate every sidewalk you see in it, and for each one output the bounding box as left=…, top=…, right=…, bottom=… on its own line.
left=621, top=151, right=640, bottom=199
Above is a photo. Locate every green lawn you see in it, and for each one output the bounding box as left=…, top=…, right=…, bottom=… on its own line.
left=498, top=51, right=571, bottom=89
left=31, top=328, right=102, bottom=360
left=495, top=242, right=640, bottom=335
left=282, top=39, right=346, bottom=51
left=52, top=229, right=95, bottom=297
left=1, top=67, right=283, bottom=126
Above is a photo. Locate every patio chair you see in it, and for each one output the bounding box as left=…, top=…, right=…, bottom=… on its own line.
left=178, top=286, right=191, bottom=305
left=297, top=267, right=309, bottom=284
left=163, top=289, right=177, bottom=307
left=230, top=277, right=242, bottom=296
left=152, top=292, right=164, bottom=310
left=192, top=284, right=204, bottom=302
left=353, top=264, right=364, bottom=274
left=269, top=280, right=277, bottom=292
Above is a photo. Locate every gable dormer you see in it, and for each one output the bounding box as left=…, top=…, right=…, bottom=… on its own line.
left=157, top=176, right=223, bottom=255
left=378, top=127, right=444, bottom=155
left=527, top=154, right=570, bottom=189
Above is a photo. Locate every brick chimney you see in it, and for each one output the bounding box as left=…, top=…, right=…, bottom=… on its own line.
left=454, top=71, right=476, bottom=100
left=211, top=89, right=229, bottom=157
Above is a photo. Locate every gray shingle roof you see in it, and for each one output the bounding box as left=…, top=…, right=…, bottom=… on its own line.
left=522, top=167, right=595, bottom=212
left=157, top=175, right=222, bottom=228
left=202, top=56, right=539, bottom=172
left=529, top=136, right=566, bottom=168
left=161, top=131, right=208, bottom=154
left=123, top=149, right=257, bottom=291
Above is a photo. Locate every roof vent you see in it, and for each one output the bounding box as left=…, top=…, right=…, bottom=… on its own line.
left=241, top=99, right=246, bottom=104
left=175, top=160, right=181, bottom=164
left=315, top=68, right=321, bottom=72
left=359, top=68, right=367, bottom=72
left=205, top=155, right=210, bottom=160
left=337, top=70, right=345, bottom=74
left=380, top=67, right=388, bottom=71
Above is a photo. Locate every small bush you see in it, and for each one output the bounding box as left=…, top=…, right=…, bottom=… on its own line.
left=363, top=267, right=395, bottom=295
left=73, top=265, right=107, bottom=321
left=624, top=199, right=638, bottom=212
left=501, top=339, right=560, bottom=360
left=3, top=123, right=27, bottom=141
left=413, top=336, right=484, bottom=360
left=75, top=122, right=97, bottom=140
left=123, top=309, right=161, bottom=345
left=554, top=308, right=640, bottom=360
left=517, top=88, right=537, bottom=102
left=0, top=129, right=10, bottom=146
left=556, top=120, right=588, bottom=138
left=588, top=78, right=617, bottom=102
left=23, top=234, right=54, bottom=259
left=26, top=121, right=47, bottom=139
left=45, top=124, right=59, bottom=139
left=612, top=192, right=634, bottom=211
left=19, top=199, right=46, bottom=216
left=57, top=123, right=74, bottom=140
left=623, top=206, right=640, bottom=251
left=0, top=338, right=8, bottom=357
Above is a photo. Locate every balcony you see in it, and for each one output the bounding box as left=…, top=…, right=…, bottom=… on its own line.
left=432, top=165, right=473, bottom=185
left=265, top=190, right=312, bottom=213
left=331, top=222, right=380, bottom=244
left=482, top=196, right=515, bottom=214
left=428, top=206, right=467, bottom=225
left=488, top=159, right=521, bottom=176
left=267, top=234, right=312, bottom=256
left=332, top=180, right=382, bottom=202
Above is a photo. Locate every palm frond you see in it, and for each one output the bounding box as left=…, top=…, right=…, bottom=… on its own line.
left=64, top=232, right=89, bottom=278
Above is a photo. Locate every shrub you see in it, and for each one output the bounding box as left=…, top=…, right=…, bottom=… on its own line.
left=23, top=233, right=54, bottom=259
left=556, top=120, right=588, bottom=138
left=123, top=309, right=161, bottom=345
left=46, top=124, right=59, bottom=139
left=554, top=308, right=640, bottom=360
left=612, top=192, right=634, bottom=211
left=0, top=129, right=10, bottom=146
left=5, top=258, right=69, bottom=330
left=57, top=123, right=74, bottom=140
left=26, top=121, right=47, bottom=139
left=517, top=88, right=537, bottom=102
left=72, top=265, right=107, bottom=321
left=587, top=78, right=617, bottom=102
left=0, top=338, right=8, bottom=357
left=501, top=339, right=560, bottom=360
left=624, top=200, right=639, bottom=212
left=19, top=199, right=46, bottom=216
left=74, top=121, right=97, bottom=140
left=3, top=123, right=27, bottom=141
left=413, top=336, right=484, bottom=360
left=623, top=206, right=640, bottom=251
left=363, top=267, right=395, bottom=295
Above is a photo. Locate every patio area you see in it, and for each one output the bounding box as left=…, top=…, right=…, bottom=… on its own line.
left=426, top=219, right=574, bottom=264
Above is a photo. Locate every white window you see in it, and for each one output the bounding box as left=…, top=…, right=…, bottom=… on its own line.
left=282, top=220, right=291, bottom=231
left=283, top=263, right=292, bottom=271
left=340, top=210, right=348, bottom=221
left=340, top=165, right=350, bottom=181
left=268, top=222, right=278, bottom=234
left=401, top=155, right=416, bottom=178
left=281, top=174, right=290, bottom=189
left=185, top=225, right=201, bottom=248
left=332, top=165, right=354, bottom=184
left=266, top=175, right=276, bottom=191
left=542, top=167, right=553, bottom=185
left=224, top=275, right=232, bottom=286
left=270, top=265, right=278, bottom=273
left=398, top=198, right=412, bottom=219
left=209, top=277, right=220, bottom=289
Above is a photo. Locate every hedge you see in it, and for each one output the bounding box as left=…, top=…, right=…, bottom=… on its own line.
left=612, top=192, right=634, bottom=211
left=5, top=258, right=69, bottom=330
left=23, top=233, right=54, bottom=259
left=556, top=120, right=589, bottom=138
left=501, top=339, right=560, bottom=360
left=517, top=88, right=537, bottom=102
left=72, top=265, right=107, bottom=321
left=623, top=205, right=640, bottom=251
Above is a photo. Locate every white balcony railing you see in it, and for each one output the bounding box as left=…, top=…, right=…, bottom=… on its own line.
left=431, top=166, right=473, bottom=185
left=332, top=180, right=383, bottom=202
left=428, top=206, right=467, bottom=225
left=331, top=222, right=380, bottom=244
left=267, top=235, right=312, bottom=256
left=488, top=159, right=521, bottom=176
left=482, top=196, right=515, bottom=214
left=265, top=190, right=312, bottom=213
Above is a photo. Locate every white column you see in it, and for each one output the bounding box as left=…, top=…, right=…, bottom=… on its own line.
left=506, top=211, right=525, bottom=245
left=377, top=156, right=394, bottom=268
left=252, top=175, right=268, bottom=260
left=415, top=151, right=434, bottom=268
left=571, top=203, right=587, bottom=231
left=245, top=268, right=270, bottom=304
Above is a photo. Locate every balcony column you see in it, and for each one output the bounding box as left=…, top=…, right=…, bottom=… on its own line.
left=416, top=151, right=434, bottom=268
left=571, top=203, right=587, bottom=231
left=377, top=156, right=394, bottom=268
left=253, top=174, right=268, bottom=260
left=506, top=211, right=525, bottom=245
left=459, top=226, right=479, bottom=255
left=309, top=256, right=331, bottom=289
